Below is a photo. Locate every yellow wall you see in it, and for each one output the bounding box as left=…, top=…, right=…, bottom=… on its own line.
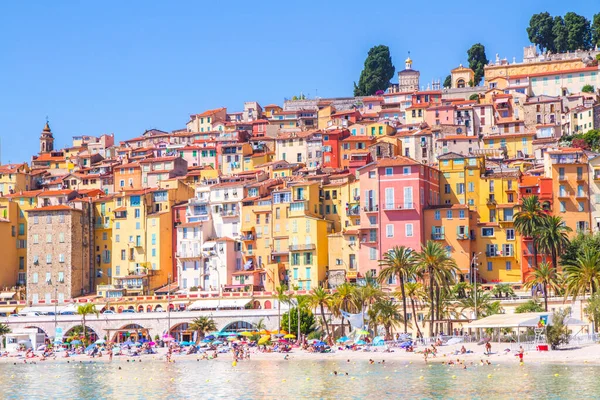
left=482, top=134, right=534, bottom=159
left=93, top=198, right=114, bottom=286
left=0, top=201, right=18, bottom=287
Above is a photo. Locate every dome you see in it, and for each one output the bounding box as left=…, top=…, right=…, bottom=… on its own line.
left=405, top=57, right=412, bottom=64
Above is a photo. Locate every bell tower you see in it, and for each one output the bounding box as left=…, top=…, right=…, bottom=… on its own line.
left=40, top=120, right=54, bottom=154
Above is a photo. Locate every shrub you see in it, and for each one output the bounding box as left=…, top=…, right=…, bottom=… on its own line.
left=546, top=308, right=571, bottom=350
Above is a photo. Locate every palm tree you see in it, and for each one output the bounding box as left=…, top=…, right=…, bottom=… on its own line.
left=332, top=283, right=355, bottom=337
left=584, top=293, right=600, bottom=333
left=563, top=247, right=600, bottom=301
left=524, top=261, right=561, bottom=311
left=76, top=303, right=99, bottom=341
left=451, top=282, right=471, bottom=299
left=536, top=216, right=572, bottom=271
left=458, top=290, right=503, bottom=319
left=414, top=241, right=459, bottom=337
left=255, top=318, right=267, bottom=332
left=370, top=298, right=404, bottom=340
left=378, top=246, right=415, bottom=333
left=0, top=322, right=10, bottom=350
left=403, top=282, right=425, bottom=338
left=514, top=195, right=546, bottom=269
left=275, top=284, right=288, bottom=333
left=309, top=287, right=332, bottom=339
left=491, top=283, right=515, bottom=299
left=189, top=316, right=217, bottom=344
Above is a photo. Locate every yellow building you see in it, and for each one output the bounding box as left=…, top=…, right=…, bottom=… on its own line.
left=366, top=122, right=395, bottom=137
left=221, top=143, right=253, bottom=175
left=318, top=105, right=335, bottom=130
left=482, top=132, right=534, bottom=159
left=93, top=196, right=114, bottom=286
left=571, top=105, right=596, bottom=134
left=0, top=201, right=19, bottom=287
left=405, top=105, right=427, bottom=125
left=0, top=163, right=32, bottom=195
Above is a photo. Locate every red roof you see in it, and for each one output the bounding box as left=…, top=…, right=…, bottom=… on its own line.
left=27, top=205, right=78, bottom=212
left=192, top=107, right=226, bottom=118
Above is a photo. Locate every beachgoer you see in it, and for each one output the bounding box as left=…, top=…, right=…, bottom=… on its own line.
left=485, top=342, right=491, bottom=356
left=518, top=346, right=524, bottom=363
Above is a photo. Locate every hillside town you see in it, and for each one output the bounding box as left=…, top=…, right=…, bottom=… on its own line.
left=0, top=45, right=600, bottom=308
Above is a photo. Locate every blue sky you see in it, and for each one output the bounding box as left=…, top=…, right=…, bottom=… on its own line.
left=0, top=0, right=598, bottom=163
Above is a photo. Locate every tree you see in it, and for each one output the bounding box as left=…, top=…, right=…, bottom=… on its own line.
left=403, top=282, right=425, bottom=338
left=275, top=284, right=289, bottom=333
left=563, top=247, right=600, bottom=301
left=552, top=16, right=569, bottom=53
left=582, top=84, right=595, bottom=93
left=458, top=290, right=503, bottom=319
left=0, top=323, right=10, bottom=336
left=524, top=262, right=561, bottom=311
left=189, top=316, right=217, bottom=344
left=451, top=282, right=471, bottom=299
left=281, top=307, right=316, bottom=336
left=564, top=12, right=591, bottom=51
left=546, top=308, right=571, bottom=350
left=331, top=283, right=355, bottom=336
left=309, top=287, right=333, bottom=339
left=467, top=43, right=488, bottom=86
left=536, top=215, right=571, bottom=271
left=527, top=12, right=556, bottom=52
left=584, top=293, right=600, bottom=333
left=354, top=45, right=395, bottom=96
left=469, top=93, right=479, bottom=101
left=514, top=195, right=547, bottom=269
left=561, top=232, right=600, bottom=267
left=369, top=298, right=404, bottom=339
left=492, top=283, right=515, bottom=299
left=443, top=75, right=452, bottom=88
left=414, top=241, right=459, bottom=337
left=255, top=318, right=267, bottom=331
left=76, top=304, right=99, bottom=341
left=515, top=300, right=545, bottom=313
left=378, top=246, right=415, bottom=333
left=593, top=13, right=600, bottom=48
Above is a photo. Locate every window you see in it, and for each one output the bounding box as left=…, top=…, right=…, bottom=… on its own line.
left=506, top=229, right=515, bottom=240
left=115, top=234, right=120, bottom=243
left=385, top=167, right=393, bottom=175
left=32, top=272, right=38, bottom=284
left=386, top=224, right=394, bottom=238
left=481, top=228, right=494, bottom=237
left=487, top=262, right=493, bottom=271
left=578, top=201, right=585, bottom=212
left=369, top=248, right=377, bottom=260
left=405, top=223, right=413, bottom=237
left=58, top=271, right=64, bottom=283
left=434, top=211, right=440, bottom=220
left=46, top=254, right=52, bottom=264
left=33, top=234, right=39, bottom=244
left=560, top=201, right=566, bottom=213
left=459, top=210, right=465, bottom=219
left=304, top=253, right=312, bottom=265
left=59, top=254, right=65, bottom=263
left=46, top=234, right=52, bottom=243
left=505, top=261, right=512, bottom=271
left=446, top=210, right=453, bottom=219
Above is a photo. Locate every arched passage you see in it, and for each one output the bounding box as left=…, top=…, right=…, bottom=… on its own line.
left=169, top=323, right=194, bottom=343
left=137, top=305, right=144, bottom=313
left=24, top=326, right=50, bottom=342
left=154, top=305, right=163, bottom=312
left=146, top=305, right=153, bottom=313
left=264, top=300, right=272, bottom=309
left=221, top=321, right=255, bottom=332
left=111, top=323, right=149, bottom=343
left=63, top=325, right=100, bottom=343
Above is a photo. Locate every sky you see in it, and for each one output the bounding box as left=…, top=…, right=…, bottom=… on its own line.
left=0, top=0, right=599, bottom=163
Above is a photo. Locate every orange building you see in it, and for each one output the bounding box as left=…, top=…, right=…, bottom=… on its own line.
left=339, top=136, right=376, bottom=171
left=113, top=162, right=142, bottom=192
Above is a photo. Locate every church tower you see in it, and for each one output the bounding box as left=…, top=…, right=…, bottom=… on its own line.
left=398, top=53, right=420, bottom=92
left=40, top=121, right=54, bottom=154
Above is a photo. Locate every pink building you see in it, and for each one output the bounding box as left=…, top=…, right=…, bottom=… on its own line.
left=425, top=103, right=456, bottom=127
left=357, top=157, right=440, bottom=283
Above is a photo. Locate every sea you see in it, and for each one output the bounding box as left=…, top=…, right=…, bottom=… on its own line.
left=1, top=358, right=599, bottom=399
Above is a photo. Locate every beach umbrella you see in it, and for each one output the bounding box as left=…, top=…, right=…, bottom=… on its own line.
left=148, top=342, right=156, bottom=346
left=258, top=336, right=270, bottom=345
left=355, top=340, right=367, bottom=345
left=357, top=330, right=370, bottom=336
left=447, top=338, right=463, bottom=345
left=240, top=332, right=254, bottom=337
left=212, top=340, right=223, bottom=345
left=95, top=339, right=106, bottom=345
left=336, top=336, right=349, bottom=343
left=199, top=342, right=208, bottom=347
left=284, top=334, right=296, bottom=339
left=205, top=334, right=215, bottom=340
left=315, top=341, right=326, bottom=346
left=227, top=337, right=237, bottom=342
left=162, top=337, right=175, bottom=342
left=258, top=330, right=270, bottom=335
left=71, top=340, right=82, bottom=345
left=274, top=334, right=285, bottom=338
left=308, top=339, right=318, bottom=344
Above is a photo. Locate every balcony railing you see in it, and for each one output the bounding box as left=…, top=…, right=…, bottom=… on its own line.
left=557, top=191, right=571, bottom=198
left=486, top=250, right=514, bottom=257
left=289, top=244, right=316, bottom=251
left=457, top=233, right=470, bottom=240
left=240, top=234, right=254, bottom=241
left=383, top=202, right=415, bottom=210
left=363, top=205, right=378, bottom=212
left=431, top=233, right=445, bottom=240
left=218, top=209, right=239, bottom=217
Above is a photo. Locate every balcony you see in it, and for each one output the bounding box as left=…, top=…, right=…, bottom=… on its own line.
left=431, top=233, right=445, bottom=240
left=576, top=175, right=586, bottom=182
left=383, top=202, right=415, bottom=211
left=557, top=191, right=571, bottom=199
left=289, top=244, right=316, bottom=251
left=486, top=198, right=497, bottom=206
left=218, top=209, right=239, bottom=217
left=457, top=233, right=470, bottom=240
left=486, top=250, right=514, bottom=258
left=363, top=205, right=379, bottom=213
left=189, top=197, right=209, bottom=205
left=558, top=175, right=567, bottom=181
left=575, top=191, right=588, bottom=199
left=240, top=234, right=255, bottom=241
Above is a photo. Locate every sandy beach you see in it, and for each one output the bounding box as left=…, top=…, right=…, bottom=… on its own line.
left=2, top=342, right=600, bottom=366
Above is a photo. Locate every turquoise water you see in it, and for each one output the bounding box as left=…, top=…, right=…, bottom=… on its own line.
left=1, top=358, right=600, bottom=399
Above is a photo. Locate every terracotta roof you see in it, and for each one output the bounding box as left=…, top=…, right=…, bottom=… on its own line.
left=112, top=207, right=127, bottom=212
left=372, top=156, right=421, bottom=168
left=509, top=66, right=598, bottom=80
left=27, top=205, right=78, bottom=212
left=38, top=190, right=75, bottom=196
left=139, top=156, right=178, bottom=163
left=192, top=107, right=226, bottom=118
left=341, top=135, right=376, bottom=142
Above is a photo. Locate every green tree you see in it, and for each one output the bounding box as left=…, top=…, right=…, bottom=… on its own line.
left=189, top=316, right=217, bottom=344
left=0, top=323, right=10, bottom=336
left=369, top=298, right=404, bottom=339
left=467, top=43, right=488, bottom=86
left=515, top=300, right=545, bottom=313
left=524, top=262, right=561, bottom=311
left=563, top=247, right=600, bottom=301
left=354, top=45, right=395, bottom=96
left=561, top=232, right=600, bottom=267
left=378, top=246, right=416, bottom=333
left=552, top=16, right=569, bottom=53
left=527, top=12, right=556, bottom=52
left=309, top=287, right=333, bottom=339
left=281, top=307, right=316, bottom=336
left=564, top=12, right=591, bottom=51
left=582, top=84, right=595, bottom=93
left=584, top=293, right=600, bottom=332
left=275, top=284, right=289, bottom=333
left=403, top=281, right=425, bottom=338
left=492, top=283, right=515, bottom=299
left=414, top=241, right=459, bottom=337
left=443, top=75, right=452, bottom=88
left=593, top=13, right=600, bottom=47
left=546, top=308, right=571, bottom=350
left=536, top=215, right=571, bottom=271
left=254, top=318, right=266, bottom=331
left=76, top=304, right=99, bottom=341
left=514, top=195, right=546, bottom=269
left=458, top=290, right=503, bottom=319
left=451, top=282, right=471, bottom=299
left=331, top=283, right=355, bottom=336
left=469, top=93, right=479, bottom=101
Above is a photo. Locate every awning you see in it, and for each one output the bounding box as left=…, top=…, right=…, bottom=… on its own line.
left=466, top=312, right=589, bottom=329
left=20, top=305, right=67, bottom=314
left=202, top=241, right=216, bottom=250
left=0, top=306, right=16, bottom=314
left=0, top=292, right=16, bottom=299
left=188, top=299, right=251, bottom=310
